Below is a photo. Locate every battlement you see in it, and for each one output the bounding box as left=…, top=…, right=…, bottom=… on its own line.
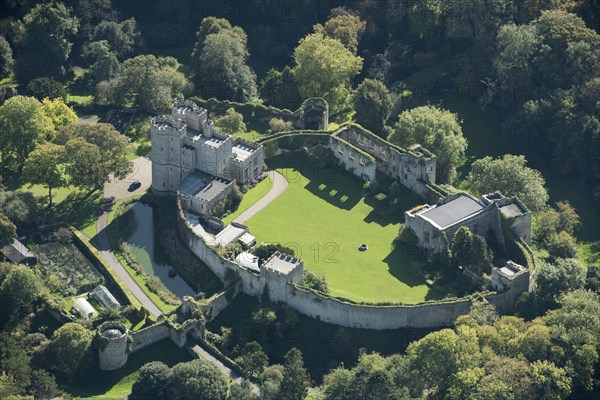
left=263, top=251, right=303, bottom=276
left=152, top=115, right=186, bottom=132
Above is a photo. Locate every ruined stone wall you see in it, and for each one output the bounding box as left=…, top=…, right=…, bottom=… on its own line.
left=329, top=136, right=377, bottom=182
left=131, top=324, right=170, bottom=353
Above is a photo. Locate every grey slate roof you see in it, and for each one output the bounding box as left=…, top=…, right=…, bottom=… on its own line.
left=420, top=194, right=484, bottom=229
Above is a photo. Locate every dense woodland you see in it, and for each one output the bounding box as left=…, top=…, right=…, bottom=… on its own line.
left=0, top=0, right=599, bottom=399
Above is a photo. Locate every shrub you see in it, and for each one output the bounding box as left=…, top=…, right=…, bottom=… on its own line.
left=215, top=108, right=247, bottom=134
left=268, top=118, right=293, bottom=134
left=546, top=231, right=578, bottom=260
left=254, top=243, right=296, bottom=266
left=303, top=271, right=330, bottom=294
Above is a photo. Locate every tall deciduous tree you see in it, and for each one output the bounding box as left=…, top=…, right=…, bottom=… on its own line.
left=92, top=18, right=140, bottom=59
left=168, top=359, right=228, bottom=400
left=41, top=98, right=77, bottom=136
left=314, top=8, right=367, bottom=54
left=195, top=28, right=257, bottom=102
left=22, top=143, right=66, bottom=207
left=0, top=96, right=53, bottom=171
left=293, top=33, right=363, bottom=113
left=83, top=40, right=122, bottom=83
left=130, top=361, right=172, bottom=400
left=536, top=258, right=586, bottom=304
left=16, top=2, right=78, bottom=82
left=45, top=323, right=94, bottom=380
left=99, top=55, right=190, bottom=113
left=467, top=154, right=549, bottom=211
left=260, top=67, right=301, bottom=111
left=388, top=106, right=467, bottom=182
left=279, top=348, right=309, bottom=400
left=352, top=78, right=393, bottom=135
left=58, top=124, right=132, bottom=190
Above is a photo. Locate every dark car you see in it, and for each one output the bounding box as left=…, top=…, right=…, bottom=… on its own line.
left=128, top=180, right=142, bottom=192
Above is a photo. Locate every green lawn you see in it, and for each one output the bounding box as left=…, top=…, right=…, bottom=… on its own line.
left=222, top=176, right=274, bottom=225
left=244, top=153, right=441, bottom=304
left=64, top=339, right=192, bottom=400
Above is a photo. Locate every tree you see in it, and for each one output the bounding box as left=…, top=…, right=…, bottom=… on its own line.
left=544, top=290, right=600, bottom=391
left=168, top=359, right=228, bottom=400
left=0, top=190, right=38, bottom=228
left=22, top=143, right=66, bottom=207
left=406, top=0, right=443, bottom=50
left=41, top=98, right=77, bottom=135
left=0, top=266, right=43, bottom=325
left=314, top=9, right=366, bottom=54
left=352, top=78, right=393, bottom=135
left=101, top=55, right=190, bottom=113
left=260, top=67, right=301, bottom=110
left=467, top=155, right=549, bottom=211
left=229, top=380, right=260, bottom=400
left=45, top=323, right=94, bottom=380
left=406, top=329, right=458, bottom=394
left=259, top=364, right=284, bottom=400
left=279, top=348, right=309, bottom=400
left=546, top=231, right=578, bottom=259
left=215, top=108, right=247, bottom=134
left=293, top=33, right=363, bottom=113
left=444, top=0, right=514, bottom=47
left=0, top=96, right=53, bottom=171
left=92, top=18, right=140, bottom=59
left=0, top=36, right=13, bottom=77
left=234, top=342, right=268, bottom=378
left=389, top=106, right=467, bottom=182
left=531, top=360, right=572, bottom=400
left=536, top=258, right=586, bottom=304
left=24, top=78, right=67, bottom=101
left=195, top=29, right=257, bottom=102
left=83, top=40, right=122, bottom=83
left=0, top=214, right=16, bottom=248
left=15, top=2, right=78, bottom=82
left=130, top=361, right=171, bottom=400
left=59, top=124, right=132, bottom=190
left=191, top=17, right=236, bottom=60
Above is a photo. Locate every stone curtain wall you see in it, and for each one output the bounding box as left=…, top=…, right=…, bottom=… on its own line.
left=130, top=324, right=170, bottom=353
left=177, top=202, right=530, bottom=329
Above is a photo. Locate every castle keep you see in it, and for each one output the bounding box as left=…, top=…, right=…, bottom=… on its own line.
left=151, top=99, right=264, bottom=215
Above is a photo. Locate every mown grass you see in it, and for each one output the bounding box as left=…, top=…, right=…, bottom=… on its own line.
left=222, top=176, right=274, bottom=225
left=64, top=339, right=192, bottom=400
left=244, top=153, right=440, bottom=304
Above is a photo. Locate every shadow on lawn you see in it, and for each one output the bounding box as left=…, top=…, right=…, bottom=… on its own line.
left=46, top=190, right=102, bottom=230
left=64, top=339, right=192, bottom=399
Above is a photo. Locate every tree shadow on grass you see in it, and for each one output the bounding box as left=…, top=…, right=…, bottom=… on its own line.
left=63, top=339, right=192, bottom=399
left=47, top=190, right=102, bottom=230
left=383, top=244, right=429, bottom=289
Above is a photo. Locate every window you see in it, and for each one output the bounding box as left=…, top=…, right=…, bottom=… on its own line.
left=163, top=182, right=166, bottom=188
left=404, top=173, right=408, bottom=180
left=424, top=231, right=430, bottom=243
left=349, top=151, right=354, bottom=160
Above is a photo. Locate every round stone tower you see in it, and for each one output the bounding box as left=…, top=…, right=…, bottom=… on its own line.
left=98, top=322, right=129, bottom=371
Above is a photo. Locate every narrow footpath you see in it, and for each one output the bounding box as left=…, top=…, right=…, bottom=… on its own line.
left=233, top=170, right=288, bottom=224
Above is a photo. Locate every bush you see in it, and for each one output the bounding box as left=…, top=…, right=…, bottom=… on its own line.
left=215, top=108, right=247, bottom=134
left=268, top=118, right=293, bottom=134
left=52, top=227, right=72, bottom=244
left=254, top=243, right=296, bottom=266
left=24, top=77, right=66, bottom=101
left=303, top=271, right=329, bottom=294
left=546, top=231, right=578, bottom=260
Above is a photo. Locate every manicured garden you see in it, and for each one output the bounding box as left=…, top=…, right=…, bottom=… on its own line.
left=244, top=153, right=442, bottom=304
left=64, top=339, right=193, bottom=400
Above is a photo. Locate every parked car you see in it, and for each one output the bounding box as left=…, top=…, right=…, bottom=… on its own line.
left=128, top=180, right=142, bottom=192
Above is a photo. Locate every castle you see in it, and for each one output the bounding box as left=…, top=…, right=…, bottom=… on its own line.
left=146, top=98, right=533, bottom=330
left=151, top=99, right=265, bottom=215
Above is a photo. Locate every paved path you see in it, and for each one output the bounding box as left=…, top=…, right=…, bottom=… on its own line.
left=188, top=343, right=259, bottom=394
left=233, top=171, right=288, bottom=225
left=94, top=212, right=162, bottom=318
left=103, top=156, right=152, bottom=200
